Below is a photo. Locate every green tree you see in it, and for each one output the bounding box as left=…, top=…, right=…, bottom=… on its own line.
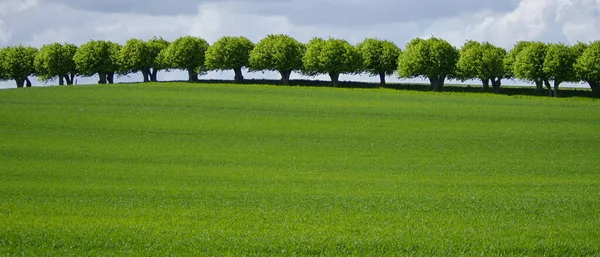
left=456, top=41, right=508, bottom=93
left=398, top=37, right=458, bottom=92
left=543, top=43, right=578, bottom=97
left=302, top=37, right=362, bottom=87
left=120, top=37, right=169, bottom=83
left=73, top=40, right=121, bottom=84
left=574, top=41, right=600, bottom=97
left=249, top=34, right=305, bottom=85
left=34, top=43, right=77, bottom=85
left=513, top=42, right=552, bottom=96
left=505, top=41, right=539, bottom=89
left=161, top=36, right=209, bottom=82
left=119, top=39, right=153, bottom=82
left=356, top=38, right=401, bottom=86
left=0, top=45, right=37, bottom=88
left=205, top=36, right=254, bottom=83
left=146, top=37, right=169, bottom=82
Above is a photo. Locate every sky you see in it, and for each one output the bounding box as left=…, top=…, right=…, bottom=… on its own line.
left=1, top=0, right=599, bottom=88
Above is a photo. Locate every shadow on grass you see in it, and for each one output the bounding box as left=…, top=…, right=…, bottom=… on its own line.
left=132, top=79, right=597, bottom=99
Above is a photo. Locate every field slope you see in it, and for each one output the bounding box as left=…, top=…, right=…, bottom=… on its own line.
left=1, top=83, right=599, bottom=256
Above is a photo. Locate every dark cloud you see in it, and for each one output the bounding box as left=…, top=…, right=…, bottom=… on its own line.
left=44, top=0, right=519, bottom=26
left=248, top=0, right=520, bottom=26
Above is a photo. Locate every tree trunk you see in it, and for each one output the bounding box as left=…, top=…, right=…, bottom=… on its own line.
left=329, top=72, right=340, bottom=87
left=481, top=78, right=490, bottom=90
left=58, top=75, right=65, bottom=86
left=68, top=73, right=75, bottom=85
left=151, top=69, right=158, bottom=82
left=553, top=80, right=560, bottom=97
left=233, top=67, right=244, bottom=83
left=98, top=72, right=107, bottom=84
left=535, top=79, right=543, bottom=91
left=280, top=70, right=291, bottom=85
left=141, top=69, right=150, bottom=82
left=588, top=81, right=599, bottom=98
left=187, top=69, right=198, bottom=82
left=25, top=78, right=32, bottom=87
left=15, top=78, right=24, bottom=88
left=543, top=80, right=552, bottom=96
left=379, top=72, right=386, bottom=87
left=492, top=78, right=502, bottom=94
left=107, top=72, right=115, bottom=84
left=429, top=77, right=445, bottom=92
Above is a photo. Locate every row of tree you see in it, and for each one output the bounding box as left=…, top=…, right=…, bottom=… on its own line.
left=0, top=35, right=599, bottom=97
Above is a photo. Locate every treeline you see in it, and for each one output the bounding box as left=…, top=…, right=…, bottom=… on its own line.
left=0, top=35, right=599, bottom=97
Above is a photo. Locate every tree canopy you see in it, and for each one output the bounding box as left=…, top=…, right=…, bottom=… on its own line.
left=543, top=43, right=578, bottom=97
left=456, top=41, right=507, bottom=93
left=0, top=45, right=38, bottom=88
left=398, top=37, right=458, bottom=91
left=34, top=43, right=78, bottom=85
left=513, top=42, right=550, bottom=95
left=356, top=38, right=401, bottom=86
left=160, top=36, right=209, bottom=82
left=73, top=40, right=121, bottom=84
left=205, top=36, right=254, bottom=83
left=302, top=38, right=362, bottom=86
left=249, top=34, right=305, bottom=85
left=574, top=41, right=600, bottom=97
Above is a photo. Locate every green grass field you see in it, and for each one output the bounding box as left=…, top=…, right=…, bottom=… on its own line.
left=1, top=83, right=599, bottom=256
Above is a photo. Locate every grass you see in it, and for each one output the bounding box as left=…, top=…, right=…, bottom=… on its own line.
left=0, top=82, right=599, bottom=256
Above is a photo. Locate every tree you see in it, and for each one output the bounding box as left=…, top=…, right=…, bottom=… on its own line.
left=505, top=41, right=541, bottom=90
left=34, top=43, right=77, bottom=85
left=205, top=36, right=254, bottom=83
left=120, top=37, right=169, bottom=83
left=397, top=37, right=458, bottom=92
left=356, top=38, right=401, bottom=86
left=160, top=36, right=209, bottom=82
left=119, top=39, right=153, bottom=82
left=456, top=41, right=508, bottom=93
left=513, top=42, right=552, bottom=96
left=0, top=45, right=37, bottom=88
left=249, top=34, right=305, bottom=85
left=574, top=41, right=600, bottom=97
left=146, top=37, right=170, bottom=82
left=73, top=40, right=121, bottom=84
left=543, top=43, right=578, bottom=97
left=302, top=37, right=362, bottom=86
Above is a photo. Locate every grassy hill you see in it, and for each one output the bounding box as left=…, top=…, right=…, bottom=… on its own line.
left=1, top=82, right=599, bottom=256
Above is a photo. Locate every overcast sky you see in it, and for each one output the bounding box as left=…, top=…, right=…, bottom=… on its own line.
left=1, top=0, right=599, bottom=88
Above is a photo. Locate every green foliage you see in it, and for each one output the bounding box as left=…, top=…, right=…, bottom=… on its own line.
left=1, top=83, right=600, bottom=255
left=513, top=42, right=548, bottom=83
left=249, top=34, right=305, bottom=74
left=73, top=40, right=121, bottom=77
left=302, top=38, right=362, bottom=86
left=356, top=38, right=401, bottom=77
left=574, top=41, right=600, bottom=96
left=119, top=39, right=153, bottom=73
left=456, top=41, right=507, bottom=91
left=146, top=37, right=170, bottom=71
left=0, top=45, right=38, bottom=87
left=571, top=42, right=588, bottom=57
left=543, top=43, right=578, bottom=85
left=205, top=36, right=254, bottom=71
left=34, top=43, right=77, bottom=83
left=504, top=41, right=534, bottom=79
left=398, top=37, right=458, bottom=91
left=161, top=36, right=209, bottom=73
